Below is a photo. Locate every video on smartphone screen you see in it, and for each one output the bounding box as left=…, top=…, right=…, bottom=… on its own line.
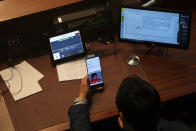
left=86, top=56, right=104, bottom=88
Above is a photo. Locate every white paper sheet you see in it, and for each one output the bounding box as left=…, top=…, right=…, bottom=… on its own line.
left=56, top=58, right=87, bottom=81
left=17, top=61, right=44, bottom=81
left=0, top=61, right=44, bottom=101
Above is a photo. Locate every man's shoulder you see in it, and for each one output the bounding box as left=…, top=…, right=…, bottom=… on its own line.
left=158, top=119, right=190, bottom=131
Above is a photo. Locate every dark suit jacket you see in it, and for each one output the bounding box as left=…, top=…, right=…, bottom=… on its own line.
left=68, top=104, right=190, bottom=131
left=69, top=104, right=92, bottom=131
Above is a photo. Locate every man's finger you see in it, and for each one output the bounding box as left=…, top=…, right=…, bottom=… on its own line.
left=83, top=75, right=88, bottom=83
left=97, top=87, right=103, bottom=90
left=84, top=75, right=88, bottom=80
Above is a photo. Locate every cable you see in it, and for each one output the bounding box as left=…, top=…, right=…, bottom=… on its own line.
left=0, top=81, right=10, bottom=96
left=0, top=68, right=13, bottom=96
left=142, top=0, right=157, bottom=7
left=12, top=67, right=23, bottom=96
left=0, top=67, right=23, bottom=96
left=0, top=68, right=13, bottom=83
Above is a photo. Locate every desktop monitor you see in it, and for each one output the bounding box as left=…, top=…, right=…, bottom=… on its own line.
left=119, top=6, right=191, bottom=49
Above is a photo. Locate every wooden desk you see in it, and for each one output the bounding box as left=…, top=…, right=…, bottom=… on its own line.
left=0, top=8, right=196, bottom=131
left=0, top=42, right=147, bottom=131
left=41, top=9, right=196, bottom=131
left=0, top=0, right=83, bottom=22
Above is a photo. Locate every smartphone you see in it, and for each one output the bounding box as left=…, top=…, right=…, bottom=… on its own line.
left=86, top=56, right=104, bottom=89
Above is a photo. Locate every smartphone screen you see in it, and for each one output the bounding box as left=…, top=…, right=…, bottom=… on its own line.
left=86, top=56, right=104, bottom=88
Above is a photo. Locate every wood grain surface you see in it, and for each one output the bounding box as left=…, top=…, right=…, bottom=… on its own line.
left=0, top=41, right=149, bottom=131
left=139, top=9, right=196, bottom=101
left=0, top=7, right=196, bottom=131
left=0, top=0, right=83, bottom=22
left=41, top=9, right=196, bottom=131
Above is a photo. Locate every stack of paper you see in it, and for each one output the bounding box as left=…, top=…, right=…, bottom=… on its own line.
left=57, top=58, right=87, bottom=81
left=0, top=61, right=44, bottom=101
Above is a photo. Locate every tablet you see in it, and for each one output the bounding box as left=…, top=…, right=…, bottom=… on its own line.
left=49, top=30, right=86, bottom=66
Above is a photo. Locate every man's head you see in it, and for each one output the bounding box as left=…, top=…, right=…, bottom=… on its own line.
left=91, top=73, right=97, bottom=80
left=116, top=76, right=160, bottom=131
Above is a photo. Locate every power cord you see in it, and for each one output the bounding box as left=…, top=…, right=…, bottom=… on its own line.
left=0, top=67, right=23, bottom=96
left=12, top=67, right=23, bottom=96
left=0, top=68, right=13, bottom=96
left=0, top=68, right=13, bottom=83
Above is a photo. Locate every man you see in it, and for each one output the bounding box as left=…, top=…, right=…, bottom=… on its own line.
left=89, top=73, right=102, bottom=85
left=68, top=75, right=190, bottom=131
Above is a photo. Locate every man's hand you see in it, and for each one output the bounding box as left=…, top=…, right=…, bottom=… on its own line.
left=78, top=75, right=104, bottom=98
left=78, top=75, right=89, bottom=98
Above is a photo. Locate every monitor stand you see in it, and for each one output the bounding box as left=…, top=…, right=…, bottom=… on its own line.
left=145, top=44, right=168, bottom=56
left=127, top=55, right=140, bottom=66
left=127, top=43, right=169, bottom=66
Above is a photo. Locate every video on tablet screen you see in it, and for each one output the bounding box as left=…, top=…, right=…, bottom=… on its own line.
left=49, top=30, right=84, bottom=61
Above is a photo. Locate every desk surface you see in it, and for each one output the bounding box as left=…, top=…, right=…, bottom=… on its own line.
left=0, top=0, right=83, bottom=22
left=0, top=8, right=196, bottom=131
left=0, top=41, right=149, bottom=131
left=42, top=9, right=196, bottom=131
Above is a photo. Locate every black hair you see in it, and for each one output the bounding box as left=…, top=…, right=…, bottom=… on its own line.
left=91, top=73, right=97, bottom=78
left=116, top=76, right=160, bottom=131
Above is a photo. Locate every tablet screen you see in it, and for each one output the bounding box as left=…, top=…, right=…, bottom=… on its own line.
left=49, top=30, right=84, bottom=61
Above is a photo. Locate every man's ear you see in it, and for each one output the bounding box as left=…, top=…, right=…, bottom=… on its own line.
left=118, top=112, right=124, bottom=129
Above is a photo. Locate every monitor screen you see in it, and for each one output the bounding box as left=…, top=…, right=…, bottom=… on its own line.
left=120, top=7, right=191, bottom=49
left=49, top=30, right=85, bottom=61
